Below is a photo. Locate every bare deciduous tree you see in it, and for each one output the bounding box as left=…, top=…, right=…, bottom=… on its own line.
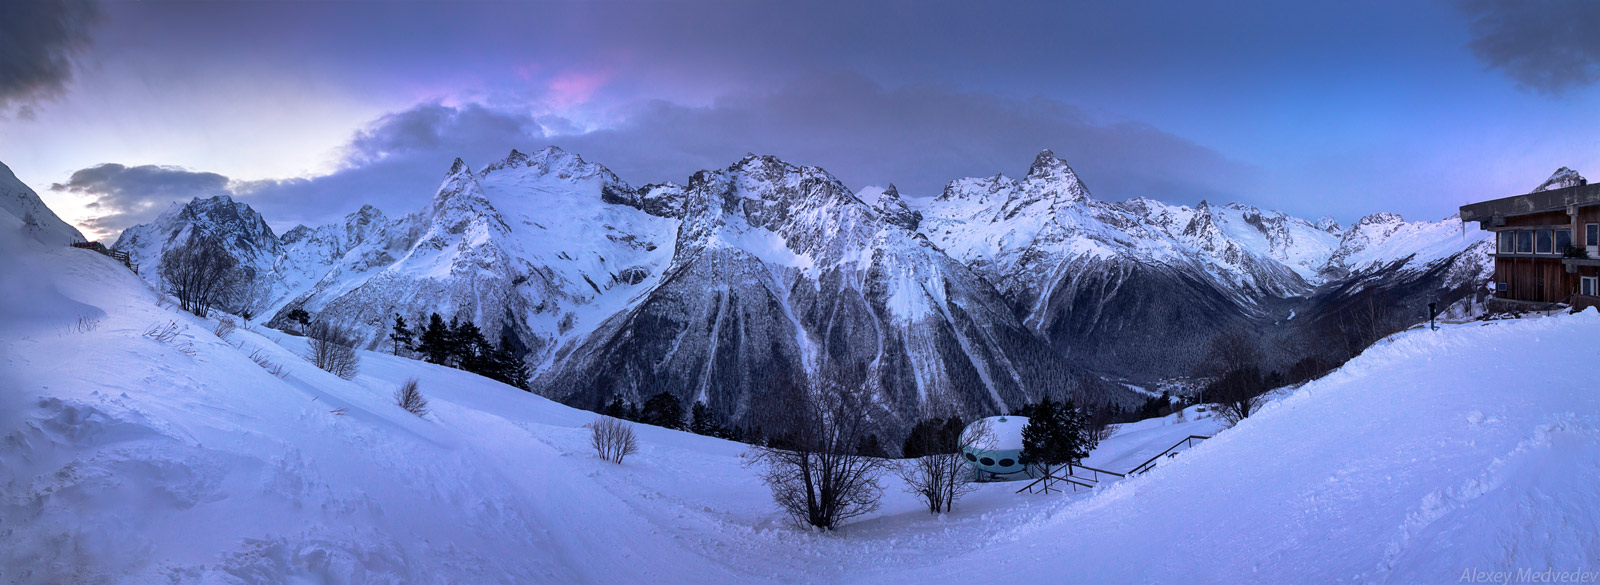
left=1204, top=328, right=1275, bottom=427
left=394, top=378, right=428, bottom=417
left=897, top=417, right=985, bottom=514
left=587, top=417, right=639, bottom=464
left=159, top=237, right=244, bottom=318
left=304, top=320, right=360, bottom=380
left=747, top=373, right=890, bottom=530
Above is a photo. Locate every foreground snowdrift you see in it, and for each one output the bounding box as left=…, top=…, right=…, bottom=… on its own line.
left=2, top=217, right=1596, bottom=584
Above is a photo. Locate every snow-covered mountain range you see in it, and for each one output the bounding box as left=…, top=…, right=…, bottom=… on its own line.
left=88, top=148, right=1497, bottom=431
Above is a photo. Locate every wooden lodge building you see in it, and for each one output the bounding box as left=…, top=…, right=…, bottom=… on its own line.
left=1460, top=181, right=1600, bottom=311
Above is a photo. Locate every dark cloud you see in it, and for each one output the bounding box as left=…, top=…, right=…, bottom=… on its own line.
left=553, top=74, right=1259, bottom=202
left=81, top=75, right=1259, bottom=233
left=0, top=0, right=100, bottom=110
left=1457, top=0, right=1600, bottom=94
left=51, top=163, right=229, bottom=234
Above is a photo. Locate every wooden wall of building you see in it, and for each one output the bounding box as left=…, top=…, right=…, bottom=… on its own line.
left=1580, top=207, right=1600, bottom=247
left=1494, top=256, right=1577, bottom=303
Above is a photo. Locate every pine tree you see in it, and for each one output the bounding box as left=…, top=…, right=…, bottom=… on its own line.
left=640, top=391, right=685, bottom=430
left=388, top=314, right=414, bottom=355
left=690, top=401, right=716, bottom=436
left=415, top=313, right=452, bottom=364
left=285, top=308, right=312, bottom=333
left=1019, top=398, right=1095, bottom=493
left=491, top=337, right=530, bottom=391
left=603, top=396, right=630, bottom=419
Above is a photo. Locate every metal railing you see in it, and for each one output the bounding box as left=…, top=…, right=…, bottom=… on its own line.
left=1014, top=469, right=1094, bottom=495
left=1128, top=435, right=1211, bottom=476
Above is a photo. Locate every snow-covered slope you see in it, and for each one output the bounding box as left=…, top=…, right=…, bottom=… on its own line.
left=4, top=208, right=1595, bottom=584
left=0, top=160, right=84, bottom=247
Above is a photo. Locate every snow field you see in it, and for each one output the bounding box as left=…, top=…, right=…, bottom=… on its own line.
left=3, top=227, right=1598, bottom=584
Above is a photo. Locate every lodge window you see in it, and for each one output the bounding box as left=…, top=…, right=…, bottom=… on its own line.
left=1498, top=231, right=1515, bottom=254
left=1536, top=230, right=1553, bottom=254
left=1517, top=230, right=1534, bottom=254
left=1584, top=276, right=1598, bottom=297
left=1589, top=224, right=1599, bottom=248
left=1557, top=230, right=1573, bottom=254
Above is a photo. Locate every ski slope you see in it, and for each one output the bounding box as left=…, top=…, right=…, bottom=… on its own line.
left=3, top=212, right=1598, bottom=584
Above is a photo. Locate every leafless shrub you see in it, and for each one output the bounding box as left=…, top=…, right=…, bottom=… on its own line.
left=212, top=316, right=236, bottom=338
left=304, top=321, right=360, bottom=380
left=747, top=372, right=890, bottom=530
left=587, top=417, right=639, bottom=464
left=897, top=417, right=984, bottom=514
left=143, top=321, right=183, bottom=344
left=60, top=313, right=103, bottom=335
left=248, top=348, right=287, bottom=378
left=394, top=378, right=428, bottom=417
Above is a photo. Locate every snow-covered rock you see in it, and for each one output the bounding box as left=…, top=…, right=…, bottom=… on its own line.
left=0, top=161, right=84, bottom=247
left=1534, top=166, right=1587, bottom=192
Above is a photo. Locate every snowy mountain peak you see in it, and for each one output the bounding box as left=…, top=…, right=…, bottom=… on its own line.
left=1022, top=149, right=1090, bottom=207
left=1315, top=216, right=1342, bottom=233
left=1533, top=166, right=1586, bottom=192
left=871, top=183, right=922, bottom=231
left=1355, top=212, right=1403, bottom=227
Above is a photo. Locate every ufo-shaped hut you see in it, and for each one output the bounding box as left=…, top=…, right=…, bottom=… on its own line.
left=960, top=415, right=1029, bottom=478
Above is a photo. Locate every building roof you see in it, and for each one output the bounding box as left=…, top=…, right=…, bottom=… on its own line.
left=1460, top=183, right=1600, bottom=227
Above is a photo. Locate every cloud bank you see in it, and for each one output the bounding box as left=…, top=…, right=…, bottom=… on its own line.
left=0, top=0, right=100, bottom=114
left=1457, top=0, right=1600, bottom=94
left=66, top=74, right=1258, bottom=237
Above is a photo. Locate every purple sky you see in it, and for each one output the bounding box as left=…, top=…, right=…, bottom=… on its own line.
left=4, top=0, right=1600, bottom=240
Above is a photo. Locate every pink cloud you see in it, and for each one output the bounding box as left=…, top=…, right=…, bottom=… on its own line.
left=546, top=70, right=611, bottom=109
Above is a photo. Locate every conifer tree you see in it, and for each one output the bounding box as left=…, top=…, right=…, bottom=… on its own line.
left=1019, top=398, right=1096, bottom=493
left=640, top=391, right=685, bottom=430
left=492, top=337, right=530, bottom=391
left=388, top=314, right=414, bottom=355
left=416, top=313, right=452, bottom=364
left=603, top=396, right=630, bottom=420
left=690, top=401, right=717, bottom=436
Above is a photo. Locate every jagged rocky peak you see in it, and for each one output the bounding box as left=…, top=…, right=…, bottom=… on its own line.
left=137, top=194, right=278, bottom=252
left=1355, top=212, right=1403, bottom=227
left=601, top=182, right=684, bottom=219
left=1534, top=167, right=1587, bottom=192
left=280, top=224, right=314, bottom=245
left=427, top=158, right=506, bottom=236
left=867, top=184, right=922, bottom=231
left=935, top=173, right=1019, bottom=205
left=1315, top=216, right=1342, bottom=233
left=1020, top=149, right=1090, bottom=207
left=482, top=145, right=617, bottom=183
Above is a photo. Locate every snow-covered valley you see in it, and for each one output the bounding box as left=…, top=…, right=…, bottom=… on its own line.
left=4, top=182, right=1597, bottom=584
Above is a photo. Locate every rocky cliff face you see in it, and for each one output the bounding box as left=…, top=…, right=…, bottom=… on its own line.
left=537, top=155, right=1106, bottom=435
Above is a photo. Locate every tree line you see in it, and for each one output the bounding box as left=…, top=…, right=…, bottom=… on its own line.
left=390, top=313, right=530, bottom=391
